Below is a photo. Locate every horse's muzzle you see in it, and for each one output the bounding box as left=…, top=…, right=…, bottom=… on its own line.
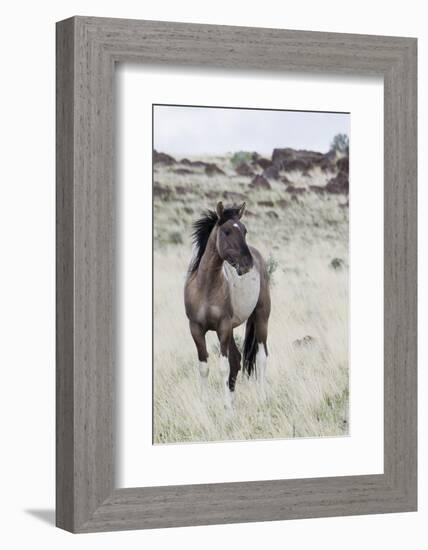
left=236, top=256, right=253, bottom=276
left=236, top=265, right=251, bottom=276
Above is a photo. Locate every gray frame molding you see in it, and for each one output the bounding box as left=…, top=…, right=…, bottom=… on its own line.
left=56, top=16, right=417, bottom=533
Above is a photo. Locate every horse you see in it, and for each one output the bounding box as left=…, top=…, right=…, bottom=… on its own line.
left=184, top=201, right=271, bottom=407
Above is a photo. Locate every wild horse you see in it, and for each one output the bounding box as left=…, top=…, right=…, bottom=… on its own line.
left=184, top=202, right=271, bottom=407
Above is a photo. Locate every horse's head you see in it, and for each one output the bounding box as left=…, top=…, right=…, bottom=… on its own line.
left=215, top=201, right=253, bottom=276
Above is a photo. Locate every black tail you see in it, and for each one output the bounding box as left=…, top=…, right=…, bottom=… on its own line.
left=243, top=314, right=258, bottom=377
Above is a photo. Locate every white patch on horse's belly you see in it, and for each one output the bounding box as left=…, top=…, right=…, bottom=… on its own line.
left=223, top=264, right=260, bottom=325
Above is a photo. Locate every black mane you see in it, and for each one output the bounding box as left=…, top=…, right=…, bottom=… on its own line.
left=189, top=205, right=241, bottom=273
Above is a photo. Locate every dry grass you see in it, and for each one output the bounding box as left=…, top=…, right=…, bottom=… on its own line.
left=153, top=154, right=349, bottom=444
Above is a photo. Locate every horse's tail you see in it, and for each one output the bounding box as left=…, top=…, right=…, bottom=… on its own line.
left=243, top=313, right=257, bottom=377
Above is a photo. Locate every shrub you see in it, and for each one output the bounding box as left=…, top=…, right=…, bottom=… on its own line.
left=266, top=255, right=279, bottom=284
left=230, top=151, right=253, bottom=167
left=168, top=231, right=183, bottom=245
left=234, top=334, right=243, bottom=353
left=330, top=133, right=349, bottom=154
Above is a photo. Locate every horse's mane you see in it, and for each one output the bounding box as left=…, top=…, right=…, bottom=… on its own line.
left=189, top=205, right=241, bottom=274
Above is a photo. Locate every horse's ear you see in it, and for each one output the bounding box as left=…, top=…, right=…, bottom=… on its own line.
left=238, top=202, right=246, bottom=219
left=216, top=201, right=225, bottom=221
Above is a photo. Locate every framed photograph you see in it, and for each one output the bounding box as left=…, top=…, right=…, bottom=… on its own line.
left=56, top=17, right=417, bottom=532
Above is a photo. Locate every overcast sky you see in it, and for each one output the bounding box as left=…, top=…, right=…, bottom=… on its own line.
left=153, top=105, right=349, bottom=157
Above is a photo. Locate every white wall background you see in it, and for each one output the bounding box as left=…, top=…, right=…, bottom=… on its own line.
left=0, top=1, right=424, bottom=548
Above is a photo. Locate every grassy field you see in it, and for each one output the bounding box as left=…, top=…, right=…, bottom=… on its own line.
left=153, top=154, right=349, bottom=444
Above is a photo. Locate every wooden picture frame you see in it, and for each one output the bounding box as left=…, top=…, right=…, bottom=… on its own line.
left=56, top=16, right=417, bottom=533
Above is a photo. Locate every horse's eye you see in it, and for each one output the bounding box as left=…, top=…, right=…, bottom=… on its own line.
left=224, top=230, right=230, bottom=236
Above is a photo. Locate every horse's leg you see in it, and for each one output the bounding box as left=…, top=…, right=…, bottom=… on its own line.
left=254, top=314, right=269, bottom=398
left=216, top=322, right=233, bottom=408
left=189, top=321, right=209, bottom=398
left=228, top=335, right=241, bottom=393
